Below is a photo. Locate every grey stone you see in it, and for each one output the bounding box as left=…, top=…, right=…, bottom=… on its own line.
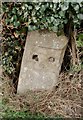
left=17, top=30, right=68, bottom=94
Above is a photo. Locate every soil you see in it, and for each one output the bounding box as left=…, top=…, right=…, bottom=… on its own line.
left=1, top=69, right=83, bottom=118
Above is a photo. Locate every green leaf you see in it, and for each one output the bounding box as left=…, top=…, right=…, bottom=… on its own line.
left=32, top=17, right=37, bottom=23
left=35, top=5, right=40, bottom=10
left=77, top=14, right=83, bottom=20
left=11, top=15, right=17, bottom=22
left=61, top=3, right=69, bottom=11
left=22, top=6, right=25, bottom=10
left=74, top=4, right=79, bottom=11
left=59, top=11, right=65, bottom=17
left=50, top=16, right=54, bottom=22
left=12, top=7, right=17, bottom=14
left=51, top=26, right=58, bottom=32
left=50, top=3, right=53, bottom=8
left=28, top=6, right=33, bottom=10
left=24, top=12, right=28, bottom=18
left=14, top=21, right=20, bottom=27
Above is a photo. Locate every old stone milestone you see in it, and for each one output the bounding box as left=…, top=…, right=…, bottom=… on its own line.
left=17, top=30, right=68, bottom=94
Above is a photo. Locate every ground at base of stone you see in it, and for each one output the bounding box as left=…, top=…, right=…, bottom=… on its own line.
left=1, top=70, right=83, bottom=118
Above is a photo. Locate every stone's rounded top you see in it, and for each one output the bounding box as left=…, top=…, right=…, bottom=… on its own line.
left=27, top=30, right=68, bottom=50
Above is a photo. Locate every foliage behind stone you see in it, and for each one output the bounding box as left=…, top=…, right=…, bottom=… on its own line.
left=2, top=2, right=83, bottom=77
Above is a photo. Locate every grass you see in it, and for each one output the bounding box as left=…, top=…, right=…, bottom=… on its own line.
left=1, top=108, right=64, bottom=120
left=1, top=100, right=64, bottom=120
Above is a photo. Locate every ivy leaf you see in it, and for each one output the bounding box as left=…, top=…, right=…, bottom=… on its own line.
left=59, top=11, right=65, bottom=17
left=14, top=21, right=20, bottom=27
left=74, top=4, right=79, bottom=11
left=32, top=17, right=37, bottom=23
left=51, top=26, right=58, bottom=32
left=22, top=6, right=25, bottom=10
left=50, top=16, right=54, bottom=22
left=12, top=7, right=17, bottom=14
left=24, top=12, right=28, bottom=18
left=77, top=14, right=83, bottom=20
left=35, top=5, right=40, bottom=10
left=28, top=6, right=33, bottom=10
left=50, top=3, right=53, bottom=8
left=61, top=3, right=69, bottom=11
left=11, top=15, right=17, bottom=22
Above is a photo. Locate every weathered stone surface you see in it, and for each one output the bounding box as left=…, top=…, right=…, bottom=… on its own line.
left=17, top=30, right=68, bottom=94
